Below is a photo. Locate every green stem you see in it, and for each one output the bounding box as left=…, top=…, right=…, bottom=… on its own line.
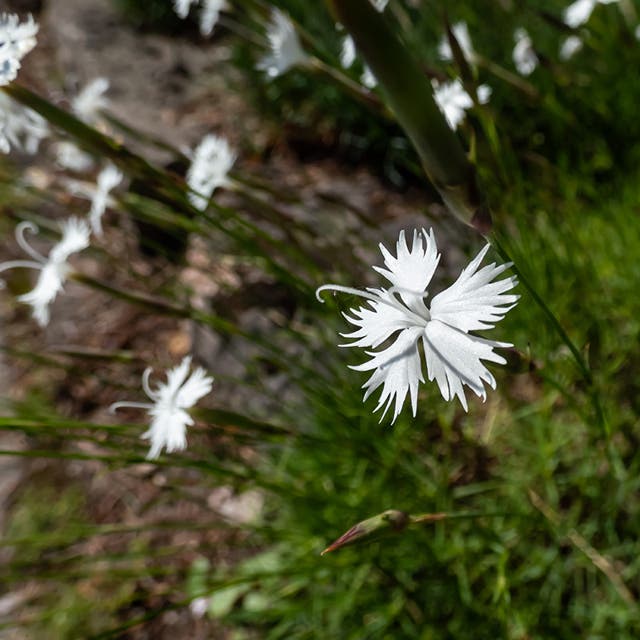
left=324, top=0, right=489, bottom=231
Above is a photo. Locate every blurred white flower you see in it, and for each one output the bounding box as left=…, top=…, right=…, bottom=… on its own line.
left=432, top=79, right=490, bottom=130
left=187, top=134, right=235, bottom=211
left=361, top=65, right=377, bottom=89
left=0, top=92, right=48, bottom=154
left=190, top=596, right=210, bottom=618
left=0, top=218, right=90, bottom=327
left=54, top=141, right=94, bottom=172
left=200, top=0, right=226, bottom=35
left=438, top=21, right=475, bottom=64
left=65, top=164, right=123, bottom=236
left=635, top=25, right=640, bottom=40
left=110, top=356, right=214, bottom=459
left=173, top=0, right=227, bottom=36
left=173, top=0, right=197, bottom=19
left=72, top=77, right=110, bottom=125
left=0, top=13, right=38, bottom=86
left=257, top=9, right=310, bottom=78
left=89, top=164, right=122, bottom=236
left=317, top=229, right=518, bottom=423
left=559, top=35, right=584, bottom=59
left=512, top=28, right=538, bottom=76
left=563, top=0, right=619, bottom=28
left=340, top=35, right=356, bottom=68
left=373, top=0, right=390, bottom=10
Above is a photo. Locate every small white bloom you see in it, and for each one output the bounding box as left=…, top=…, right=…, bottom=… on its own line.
left=199, top=0, right=226, bottom=36
left=190, top=596, right=210, bottom=618
left=173, top=0, right=197, bottom=19
left=257, top=9, right=310, bottom=78
left=54, top=141, right=94, bottom=172
left=340, top=35, right=356, bottom=68
left=89, top=164, right=122, bottom=236
left=72, top=77, right=110, bottom=125
left=317, top=229, right=518, bottom=423
left=512, top=28, right=538, bottom=76
left=432, top=79, right=490, bottom=130
left=559, top=35, right=584, bottom=59
left=0, top=218, right=90, bottom=327
left=438, top=21, right=475, bottom=64
left=0, top=92, right=48, bottom=154
left=563, top=0, right=619, bottom=28
left=110, top=356, right=214, bottom=459
left=187, top=134, right=235, bottom=211
left=65, top=164, right=123, bottom=236
left=372, top=0, right=390, bottom=10
left=361, top=65, right=377, bottom=89
left=0, top=13, right=38, bottom=86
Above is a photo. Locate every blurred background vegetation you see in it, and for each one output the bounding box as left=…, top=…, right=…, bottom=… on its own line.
left=2, top=0, right=640, bottom=638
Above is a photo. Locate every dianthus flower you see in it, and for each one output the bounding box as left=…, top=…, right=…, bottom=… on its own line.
left=257, top=9, right=310, bottom=78
left=0, top=92, right=48, bottom=154
left=0, top=13, right=38, bottom=86
left=432, top=79, right=491, bottom=130
left=512, top=28, right=538, bottom=76
left=110, top=356, right=214, bottom=459
left=317, top=229, right=518, bottom=423
left=72, top=77, right=110, bottom=125
left=0, top=218, right=90, bottom=326
left=186, top=134, right=235, bottom=211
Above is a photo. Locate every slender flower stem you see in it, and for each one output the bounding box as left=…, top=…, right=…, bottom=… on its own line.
left=308, top=57, right=390, bottom=117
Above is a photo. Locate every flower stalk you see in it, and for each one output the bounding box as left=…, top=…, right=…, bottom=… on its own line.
left=324, top=0, right=490, bottom=232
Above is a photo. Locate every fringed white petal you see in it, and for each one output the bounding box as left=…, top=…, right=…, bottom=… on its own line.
left=50, top=218, right=91, bottom=263
left=176, top=367, right=214, bottom=409
left=429, top=244, right=519, bottom=333
left=423, top=320, right=510, bottom=411
left=143, top=408, right=192, bottom=459
left=340, top=288, right=418, bottom=349
left=351, top=327, right=424, bottom=423
left=373, top=228, right=439, bottom=314
left=16, top=261, right=63, bottom=327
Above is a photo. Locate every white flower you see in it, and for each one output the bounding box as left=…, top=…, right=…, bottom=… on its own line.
left=65, top=163, right=123, bottom=236
left=72, top=77, right=110, bottom=124
left=187, top=134, right=235, bottom=211
left=361, top=65, right=377, bottom=89
left=54, top=141, right=94, bottom=172
left=438, top=21, right=475, bottom=64
left=340, top=35, right=356, bottom=68
left=173, top=0, right=227, bottom=36
left=432, top=79, right=491, bottom=130
left=257, top=9, right=310, bottom=78
left=372, top=0, right=390, bottom=10
left=0, top=218, right=90, bottom=327
left=200, top=0, right=226, bottom=36
left=559, top=35, right=583, bottom=59
left=0, top=13, right=38, bottom=86
left=563, top=0, right=619, bottom=28
left=173, top=0, right=197, bottom=19
left=0, top=92, right=48, bottom=154
left=512, top=28, right=538, bottom=76
left=89, top=164, right=122, bottom=236
left=317, top=229, right=518, bottom=423
left=110, top=356, right=214, bottom=459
